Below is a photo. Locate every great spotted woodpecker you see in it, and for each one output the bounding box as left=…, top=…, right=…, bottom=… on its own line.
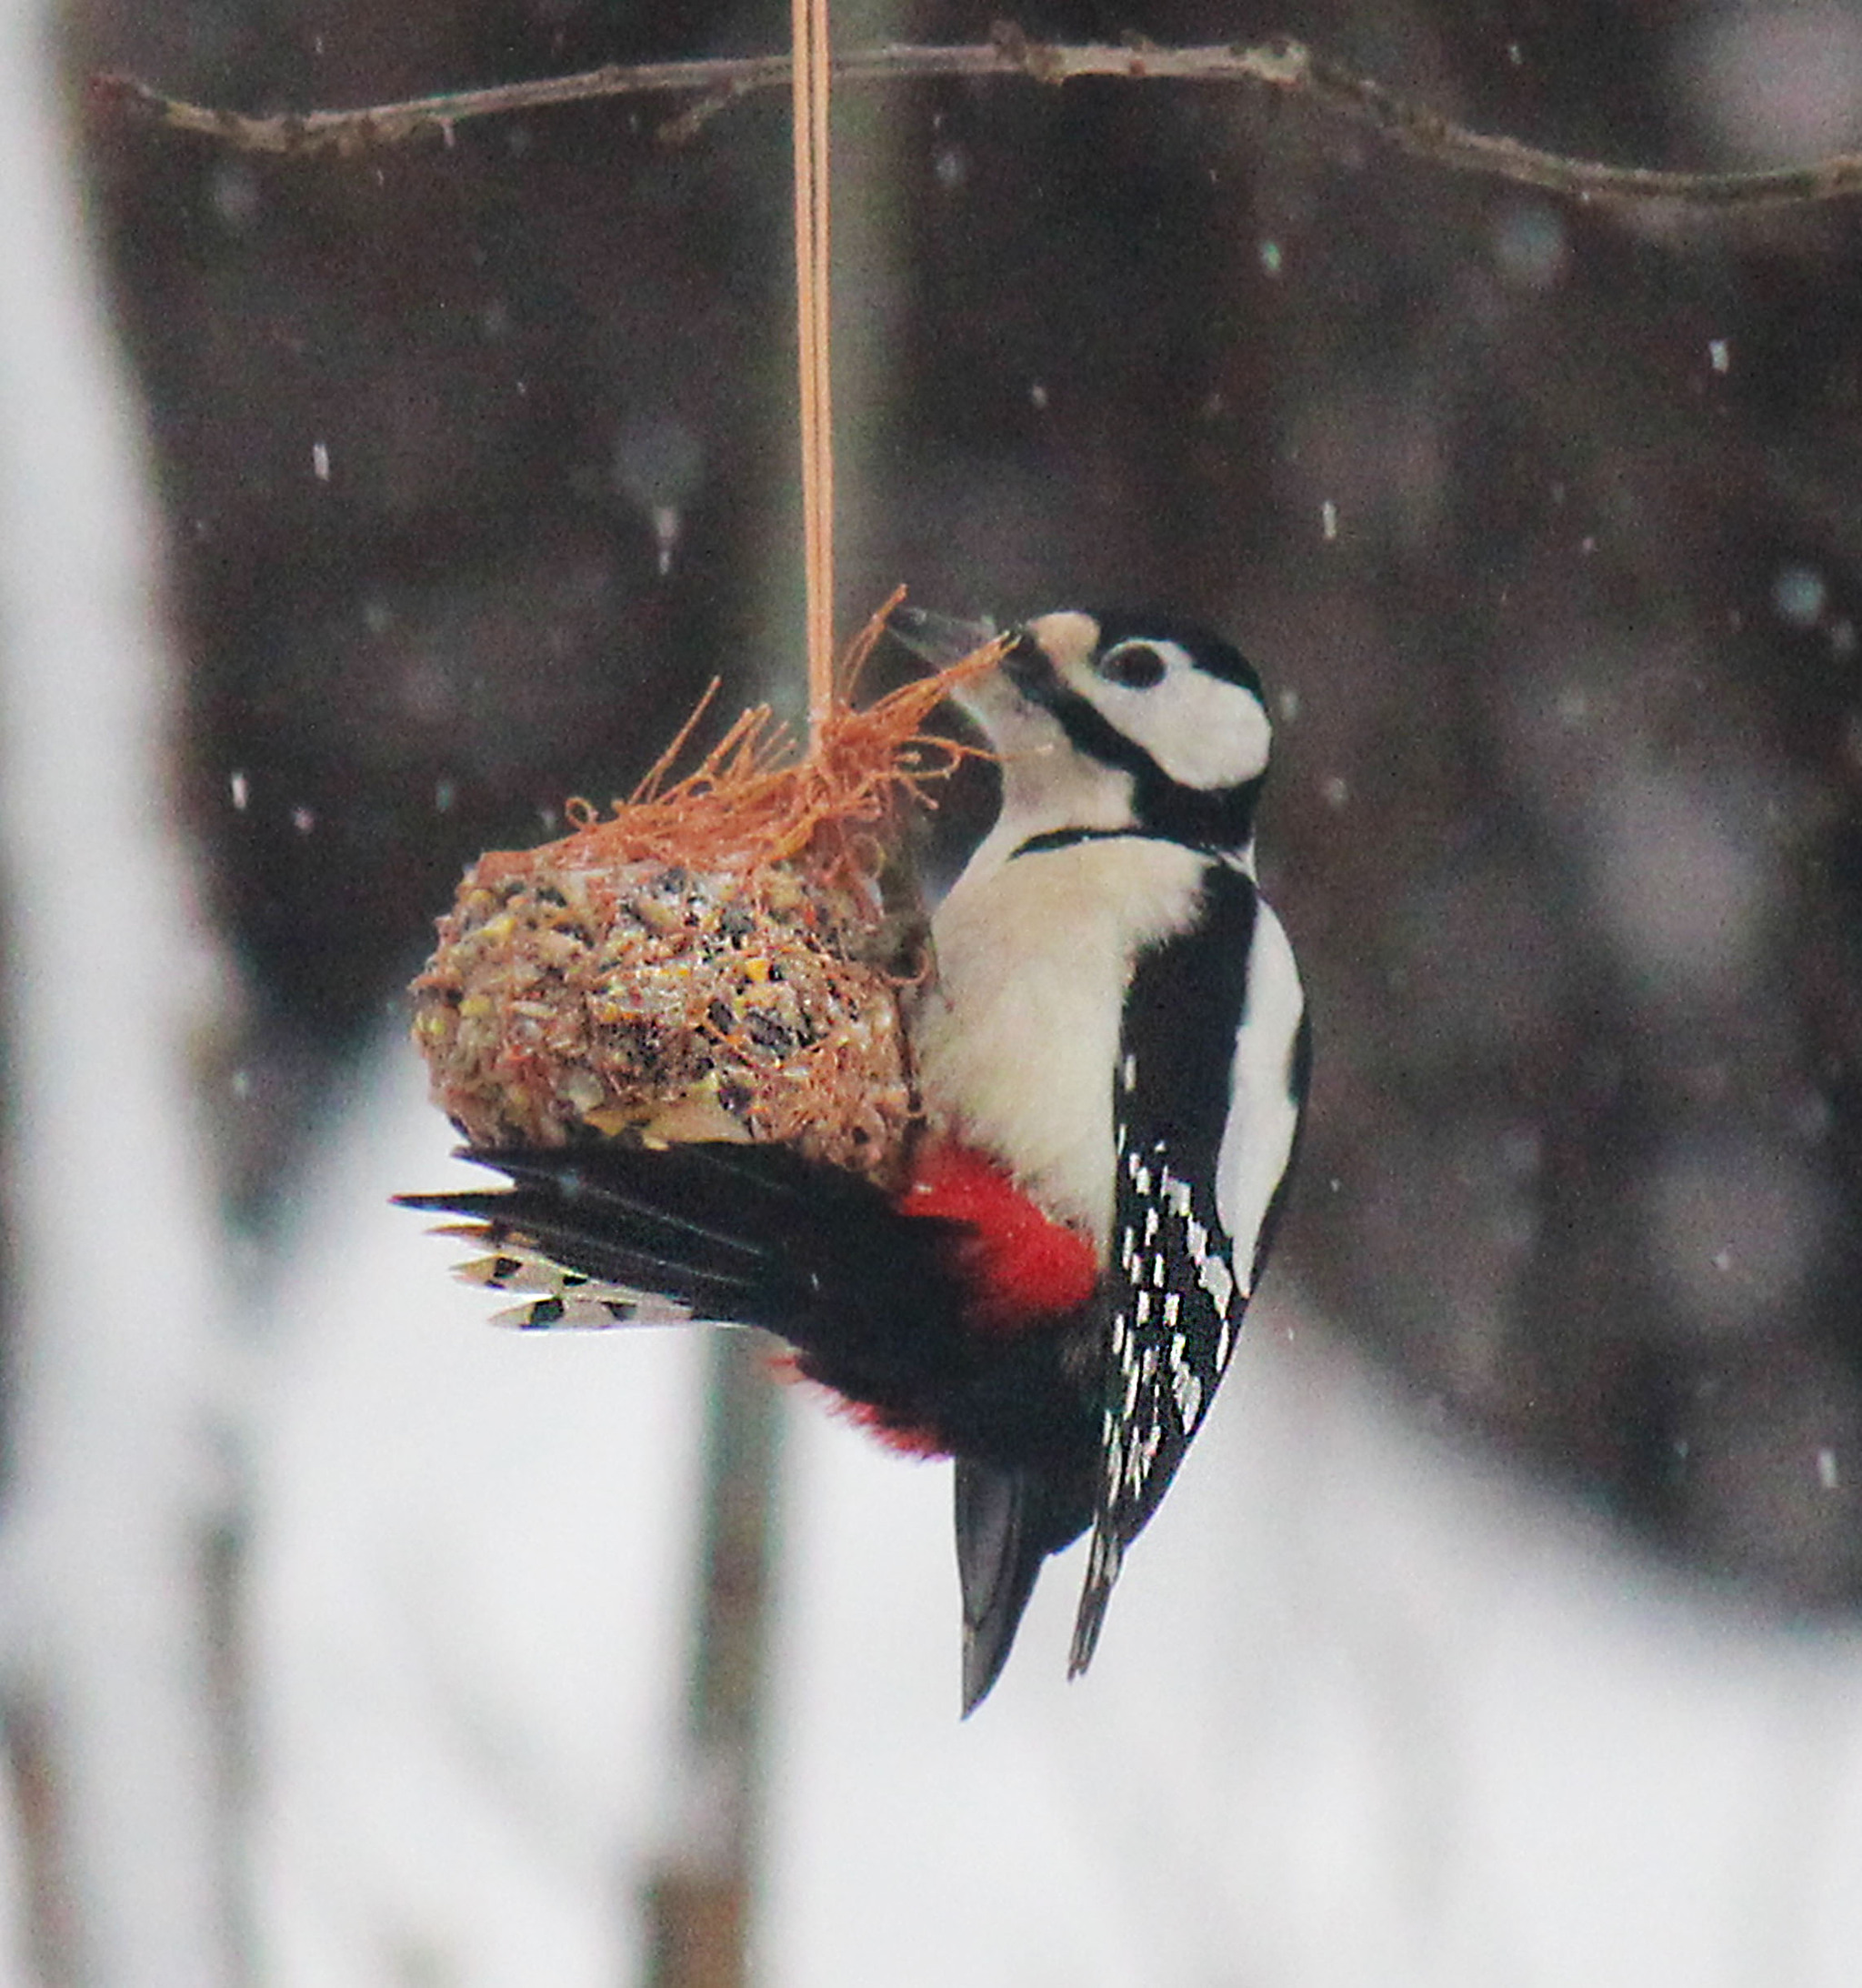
left=401, top=608, right=1308, bottom=1712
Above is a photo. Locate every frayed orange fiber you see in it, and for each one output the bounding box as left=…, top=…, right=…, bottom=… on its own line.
left=477, top=594, right=1002, bottom=889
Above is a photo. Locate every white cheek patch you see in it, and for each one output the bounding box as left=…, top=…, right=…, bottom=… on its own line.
left=1076, top=643, right=1272, bottom=792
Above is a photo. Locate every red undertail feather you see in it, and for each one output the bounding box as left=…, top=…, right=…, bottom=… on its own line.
left=774, top=1140, right=1100, bottom=1461
left=900, top=1140, right=1100, bottom=1332
left=766, top=1347, right=954, bottom=1459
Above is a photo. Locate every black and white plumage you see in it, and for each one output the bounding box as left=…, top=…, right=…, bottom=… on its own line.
left=905, top=608, right=1308, bottom=1688
left=401, top=607, right=1307, bottom=1712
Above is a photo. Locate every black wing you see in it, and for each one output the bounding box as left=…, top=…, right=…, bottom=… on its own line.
left=401, top=1140, right=1099, bottom=1482
left=401, top=1140, right=969, bottom=1369
left=1069, top=865, right=1306, bottom=1675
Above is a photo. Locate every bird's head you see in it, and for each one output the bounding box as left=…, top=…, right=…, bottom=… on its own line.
left=892, top=605, right=1274, bottom=858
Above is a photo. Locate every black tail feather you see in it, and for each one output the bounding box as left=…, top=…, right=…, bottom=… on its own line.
left=955, top=1458, right=1091, bottom=1715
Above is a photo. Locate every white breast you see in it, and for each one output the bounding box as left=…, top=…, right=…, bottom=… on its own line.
left=912, top=834, right=1209, bottom=1245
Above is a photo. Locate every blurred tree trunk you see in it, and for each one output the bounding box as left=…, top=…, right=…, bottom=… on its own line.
left=0, top=0, right=237, bottom=1980
left=644, top=1335, right=780, bottom=1988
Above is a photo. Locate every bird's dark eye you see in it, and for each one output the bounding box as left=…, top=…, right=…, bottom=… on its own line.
left=1097, top=641, right=1168, bottom=690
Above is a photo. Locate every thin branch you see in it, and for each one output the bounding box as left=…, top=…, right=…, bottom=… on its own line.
left=93, top=29, right=1862, bottom=211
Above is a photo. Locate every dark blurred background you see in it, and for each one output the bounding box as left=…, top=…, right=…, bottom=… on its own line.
left=69, top=0, right=1862, bottom=1611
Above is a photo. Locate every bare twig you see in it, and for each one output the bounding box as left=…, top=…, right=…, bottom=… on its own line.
left=94, top=31, right=1862, bottom=210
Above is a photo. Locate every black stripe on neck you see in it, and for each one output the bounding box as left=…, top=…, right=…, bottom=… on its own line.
left=1010, top=826, right=1251, bottom=863
left=1011, top=827, right=1148, bottom=859
left=1008, top=658, right=1263, bottom=854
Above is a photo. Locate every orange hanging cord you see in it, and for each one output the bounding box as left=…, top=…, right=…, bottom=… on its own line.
left=791, top=0, right=836, bottom=738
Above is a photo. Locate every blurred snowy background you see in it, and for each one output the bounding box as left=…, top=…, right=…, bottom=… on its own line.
left=5, top=0, right=1862, bottom=1980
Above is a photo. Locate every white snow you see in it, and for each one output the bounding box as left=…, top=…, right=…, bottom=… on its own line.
left=248, top=1053, right=706, bottom=1988
left=235, top=1045, right=1862, bottom=1988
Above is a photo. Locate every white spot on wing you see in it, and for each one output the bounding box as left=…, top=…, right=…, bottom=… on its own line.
left=1168, top=1332, right=1204, bottom=1429
left=1176, top=1370, right=1204, bottom=1427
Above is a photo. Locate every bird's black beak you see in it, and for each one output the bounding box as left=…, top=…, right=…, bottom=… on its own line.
left=886, top=603, right=998, bottom=668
